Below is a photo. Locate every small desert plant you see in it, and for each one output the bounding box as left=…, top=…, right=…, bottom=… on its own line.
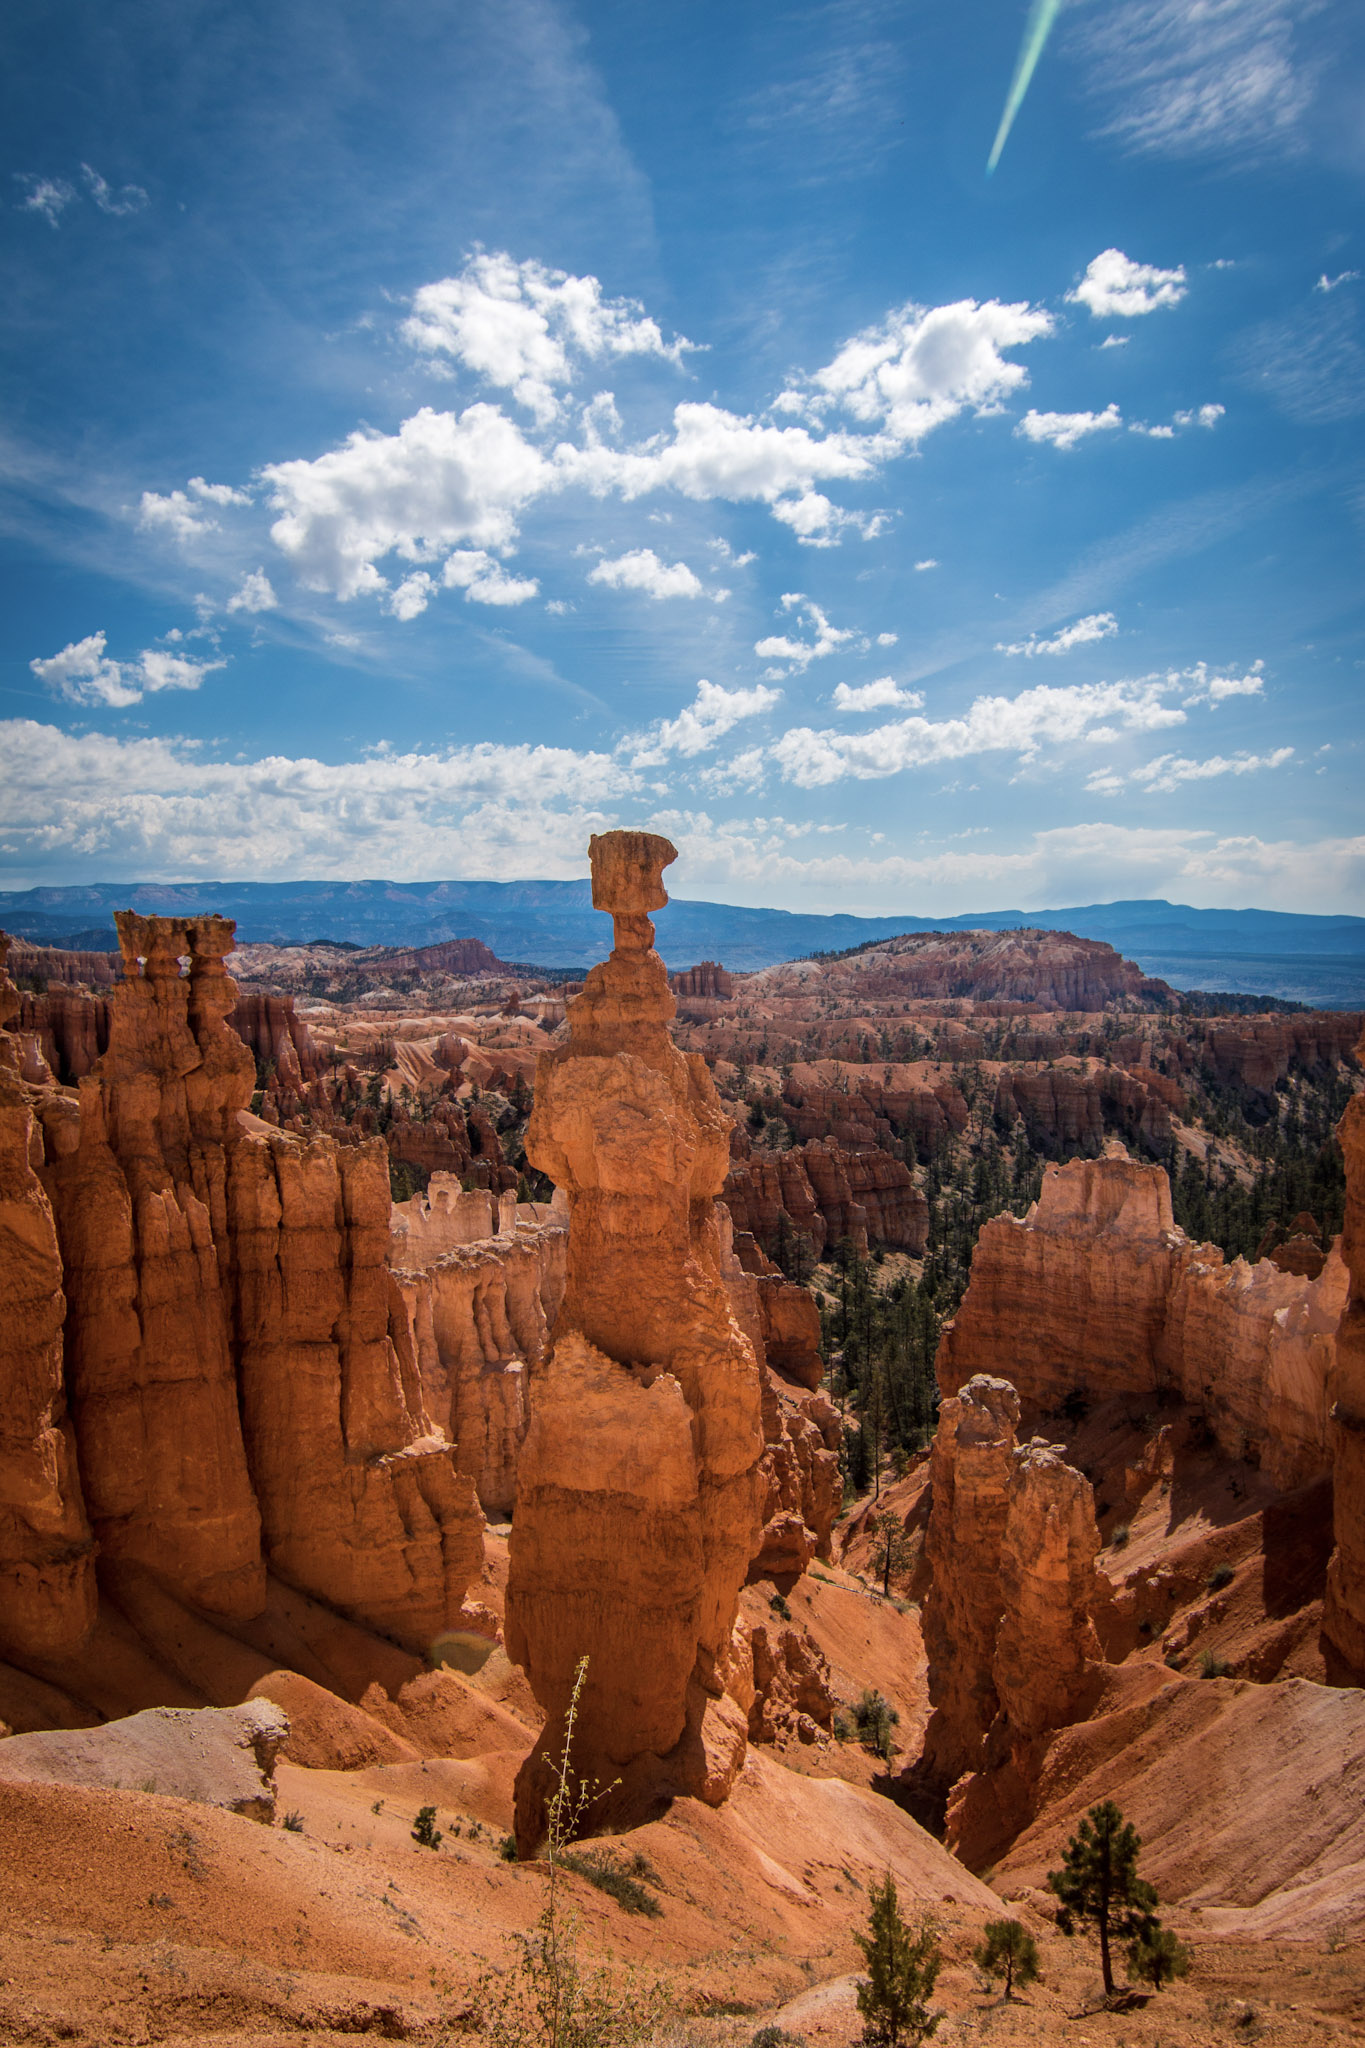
left=751, top=2030, right=805, bottom=2048
left=559, top=1849, right=662, bottom=1917
left=973, top=1918, right=1039, bottom=2000
left=770, top=1592, right=792, bottom=1620
left=1047, top=1799, right=1160, bottom=2000
left=1127, top=1922, right=1192, bottom=1990
left=833, top=1707, right=856, bottom=1743
left=854, top=1872, right=941, bottom=2045
left=1207, top=1563, right=1234, bottom=1592
left=1109, top=1523, right=1131, bottom=1551
left=854, top=1688, right=900, bottom=1760
left=371, top=1798, right=384, bottom=1814
left=468, top=1656, right=670, bottom=2048
left=1198, top=1650, right=1230, bottom=1680
left=281, top=1810, right=305, bottom=1833
left=412, top=1805, right=443, bottom=1849
left=500, top=1834, right=519, bottom=1861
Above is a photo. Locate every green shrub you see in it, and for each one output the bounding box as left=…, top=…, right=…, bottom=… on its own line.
left=1198, top=1650, right=1230, bottom=1680
left=1109, top=1523, right=1131, bottom=1551
left=281, top=1810, right=305, bottom=1833
left=854, top=1689, right=900, bottom=1760
left=1207, top=1563, right=1234, bottom=1592
left=559, top=1849, right=662, bottom=1918
left=412, top=1805, right=443, bottom=1849
left=973, top=1918, right=1039, bottom=2000
left=1128, top=1923, right=1192, bottom=1990
left=770, top=1592, right=792, bottom=1621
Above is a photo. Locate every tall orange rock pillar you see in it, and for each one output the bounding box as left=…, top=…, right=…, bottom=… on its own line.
left=506, top=832, right=765, bottom=1848
left=0, top=936, right=95, bottom=1660
left=1325, top=1032, right=1365, bottom=1681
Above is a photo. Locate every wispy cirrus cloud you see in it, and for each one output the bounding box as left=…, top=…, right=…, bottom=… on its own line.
left=1071, top=0, right=1323, bottom=163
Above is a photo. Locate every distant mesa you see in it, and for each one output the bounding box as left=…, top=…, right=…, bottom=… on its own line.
left=1, top=880, right=1362, bottom=1002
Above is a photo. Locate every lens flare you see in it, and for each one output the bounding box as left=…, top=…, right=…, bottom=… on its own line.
left=987, top=0, right=1064, bottom=175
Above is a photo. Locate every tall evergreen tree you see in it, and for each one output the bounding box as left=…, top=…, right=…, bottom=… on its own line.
left=1046, top=1800, right=1158, bottom=1998
left=854, top=1874, right=941, bottom=2046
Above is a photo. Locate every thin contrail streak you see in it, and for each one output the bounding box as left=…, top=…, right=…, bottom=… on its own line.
left=987, top=0, right=1064, bottom=174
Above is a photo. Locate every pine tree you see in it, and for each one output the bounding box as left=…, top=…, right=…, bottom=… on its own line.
left=869, top=1507, right=913, bottom=1598
left=973, top=1918, right=1039, bottom=2000
left=854, top=1873, right=941, bottom=2046
left=1046, top=1800, right=1158, bottom=1999
left=1127, top=1924, right=1191, bottom=1991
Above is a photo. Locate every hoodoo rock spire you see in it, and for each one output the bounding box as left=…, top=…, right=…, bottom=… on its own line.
left=505, top=831, right=766, bottom=1849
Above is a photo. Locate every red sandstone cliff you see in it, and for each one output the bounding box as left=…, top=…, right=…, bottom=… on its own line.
left=1324, top=1025, right=1365, bottom=1680
left=938, top=1156, right=1345, bottom=1489
left=0, top=941, right=95, bottom=1663
left=4, top=915, right=484, bottom=1664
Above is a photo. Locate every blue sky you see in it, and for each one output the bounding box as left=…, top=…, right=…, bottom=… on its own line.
left=1, top=0, right=1362, bottom=915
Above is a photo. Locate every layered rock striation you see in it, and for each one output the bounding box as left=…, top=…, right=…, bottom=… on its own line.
left=505, top=834, right=765, bottom=1847
left=390, top=1178, right=568, bottom=1519
left=938, top=1155, right=1345, bottom=1488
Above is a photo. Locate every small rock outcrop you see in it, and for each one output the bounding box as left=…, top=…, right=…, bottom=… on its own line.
left=724, top=1132, right=928, bottom=1260
left=506, top=833, right=765, bottom=1848
left=670, top=961, right=734, bottom=1000
left=0, top=1698, right=288, bottom=1821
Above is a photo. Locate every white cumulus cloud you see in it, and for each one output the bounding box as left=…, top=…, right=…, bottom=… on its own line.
left=263, top=404, right=550, bottom=601
left=1069, top=248, right=1188, bottom=318
left=1017, top=403, right=1123, bottom=450
left=1131, top=747, right=1294, bottom=792
left=1182, top=659, right=1265, bottom=706
left=588, top=548, right=706, bottom=600
left=998, top=612, right=1119, bottom=657
left=402, top=251, right=693, bottom=425
left=628, top=680, right=783, bottom=766
left=770, top=675, right=1186, bottom=787
left=755, top=594, right=860, bottom=674
left=810, top=298, right=1054, bottom=443
left=832, top=678, right=925, bottom=714
left=226, top=569, right=278, bottom=614
left=30, top=631, right=224, bottom=708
